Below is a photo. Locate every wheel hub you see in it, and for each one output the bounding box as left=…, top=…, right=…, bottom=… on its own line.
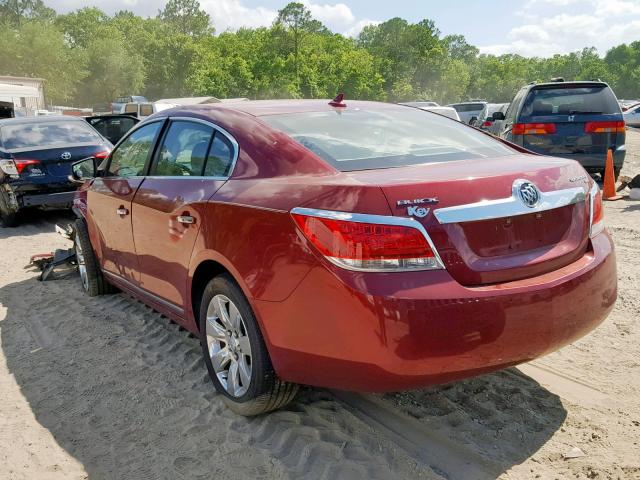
left=205, top=294, right=252, bottom=397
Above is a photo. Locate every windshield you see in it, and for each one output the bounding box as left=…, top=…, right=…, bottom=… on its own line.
left=0, top=121, right=102, bottom=150
left=261, top=107, right=515, bottom=171
left=521, top=86, right=621, bottom=117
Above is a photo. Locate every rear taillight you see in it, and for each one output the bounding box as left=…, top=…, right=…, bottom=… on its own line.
left=94, top=150, right=110, bottom=160
left=0, top=159, right=18, bottom=175
left=14, top=159, right=40, bottom=173
left=291, top=208, right=443, bottom=271
left=584, top=121, right=625, bottom=134
left=512, top=123, right=557, bottom=135
left=589, top=182, right=604, bottom=238
left=481, top=120, right=493, bottom=127
left=0, top=159, right=40, bottom=175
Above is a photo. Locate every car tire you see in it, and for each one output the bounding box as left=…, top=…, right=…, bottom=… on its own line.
left=74, top=218, right=117, bottom=296
left=0, top=189, right=18, bottom=228
left=199, top=274, right=299, bottom=416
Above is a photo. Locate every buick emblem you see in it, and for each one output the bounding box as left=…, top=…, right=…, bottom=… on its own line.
left=60, top=151, right=72, bottom=160
left=517, top=181, right=540, bottom=208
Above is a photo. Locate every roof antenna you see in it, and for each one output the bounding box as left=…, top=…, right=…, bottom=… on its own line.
left=329, top=93, right=347, bottom=108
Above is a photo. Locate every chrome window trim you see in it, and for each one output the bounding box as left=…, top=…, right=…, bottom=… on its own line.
left=164, top=116, right=239, bottom=180
left=433, top=180, right=586, bottom=224
left=290, top=207, right=445, bottom=272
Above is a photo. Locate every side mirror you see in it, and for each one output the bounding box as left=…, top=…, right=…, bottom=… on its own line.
left=492, top=111, right=506, bottom=121
left=69, top=157, right=97, bottom=184
left=469, top=116, right=478, bottom=125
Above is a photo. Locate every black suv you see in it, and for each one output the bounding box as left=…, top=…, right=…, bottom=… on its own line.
left=497, top=80, right=625, bottom=179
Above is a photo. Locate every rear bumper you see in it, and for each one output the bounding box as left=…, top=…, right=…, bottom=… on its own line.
left=520, top=147, right=625, bottom=171
left=21, top=190, right=75, bottom=207
left=4, top=179, right=76, bottom=209
left=257, top=232, right=616, bottom=392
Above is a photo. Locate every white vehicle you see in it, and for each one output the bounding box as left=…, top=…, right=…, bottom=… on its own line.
left=623, top=103, right=640, bottom=127
left=447, top=101, right=487, bottom=124
left=421, top=106, right=461, bottom=121
left=399, top=101, right=439, bottom=108
left=400, top=102, right=460, bottom=121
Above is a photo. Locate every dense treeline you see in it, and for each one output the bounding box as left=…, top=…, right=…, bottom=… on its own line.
left=1, top=0, right=639, bottom=107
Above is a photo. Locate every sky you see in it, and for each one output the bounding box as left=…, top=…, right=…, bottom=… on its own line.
left=46, top=0, right=640, bottom=57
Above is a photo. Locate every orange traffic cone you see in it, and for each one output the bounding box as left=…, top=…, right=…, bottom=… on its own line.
left=602, top=149, right=622, bottom=201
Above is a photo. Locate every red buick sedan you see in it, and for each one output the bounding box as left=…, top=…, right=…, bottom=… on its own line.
left=71, top=99, right=616, bottom=415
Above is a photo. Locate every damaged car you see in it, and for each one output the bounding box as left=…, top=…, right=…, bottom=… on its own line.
left=0, top=116, right=112, bottom=227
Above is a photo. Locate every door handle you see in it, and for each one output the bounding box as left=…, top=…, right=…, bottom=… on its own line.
left=177, top=215, right=195, bottom=224
left=116, top=207, right=129, bottom=216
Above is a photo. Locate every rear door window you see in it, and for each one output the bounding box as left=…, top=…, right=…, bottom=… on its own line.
left=88, top=116, right=138, bottom=145
left=203, top=133, right=234, bottom=177
left=140, top=104, right=154, bottom=116
left=151, top=120, right=214, bottom=176
left=519, top=85, right=621, bottom=118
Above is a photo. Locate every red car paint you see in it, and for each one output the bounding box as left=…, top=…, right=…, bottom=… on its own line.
left=75, top=100, right=616, bottom=392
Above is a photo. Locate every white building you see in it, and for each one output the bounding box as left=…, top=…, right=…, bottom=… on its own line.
left=0, top=76, right=45, bottom=116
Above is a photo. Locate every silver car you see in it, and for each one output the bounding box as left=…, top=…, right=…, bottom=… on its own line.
left=447, top=102, right=487, bottom=124
left=475, top=103, right=510, bottom=135
left=624, top=103, right=640, bottom=127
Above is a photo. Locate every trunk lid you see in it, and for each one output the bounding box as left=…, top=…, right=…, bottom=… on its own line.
left=12, top=145, right=107, bottom=180
left=346, top=154, right=591, bottom=286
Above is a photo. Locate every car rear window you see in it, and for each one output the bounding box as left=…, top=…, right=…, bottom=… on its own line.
left=261, top=107, right=515, bottom=171
left=520, top=85, right=621, bottom=117
left=0, top=121, right=102, bottom=150
left=451, top=103, right=485, bottom=112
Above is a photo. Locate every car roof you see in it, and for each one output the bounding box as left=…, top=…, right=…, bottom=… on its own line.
left=0, top=115, right=85, bottom=126
left=163, top=99, right=409, bottom=117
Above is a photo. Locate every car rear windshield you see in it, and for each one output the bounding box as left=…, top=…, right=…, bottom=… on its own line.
left=0, top=121, right=101, bottom=150
left=451, top=103, right=485, bottom=112
left=261, top=107, right=515, bottom=171
left=520, top=85, right=621, bottom=117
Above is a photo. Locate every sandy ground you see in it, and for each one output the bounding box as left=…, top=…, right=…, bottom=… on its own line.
left=0, top=131, right=639, bottom=480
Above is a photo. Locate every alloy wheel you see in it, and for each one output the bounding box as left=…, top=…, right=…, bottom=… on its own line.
left=206, top=294, right=253, bottom=397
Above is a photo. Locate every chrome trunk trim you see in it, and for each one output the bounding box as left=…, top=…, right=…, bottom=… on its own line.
left=433, top=181, right=586, bottom=224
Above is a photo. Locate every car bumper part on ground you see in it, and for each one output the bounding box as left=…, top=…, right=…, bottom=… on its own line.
left=257, top=231, right=616, bottom=392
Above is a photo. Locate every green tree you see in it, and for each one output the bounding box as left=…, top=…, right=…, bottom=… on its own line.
left=55, top=7, right=108, bottom=48
left=0, top=21, right=85, bottom=104
left=75, top=28, right=145, bottom=105
left=273, top=2, right=327, bottom=91
left=0, top=0, right=54, bottom=26
left=158, top=0, right=212, bottom=37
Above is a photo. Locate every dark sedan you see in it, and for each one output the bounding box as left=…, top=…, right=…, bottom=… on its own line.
left=0, top=116, right=112, bottom=227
